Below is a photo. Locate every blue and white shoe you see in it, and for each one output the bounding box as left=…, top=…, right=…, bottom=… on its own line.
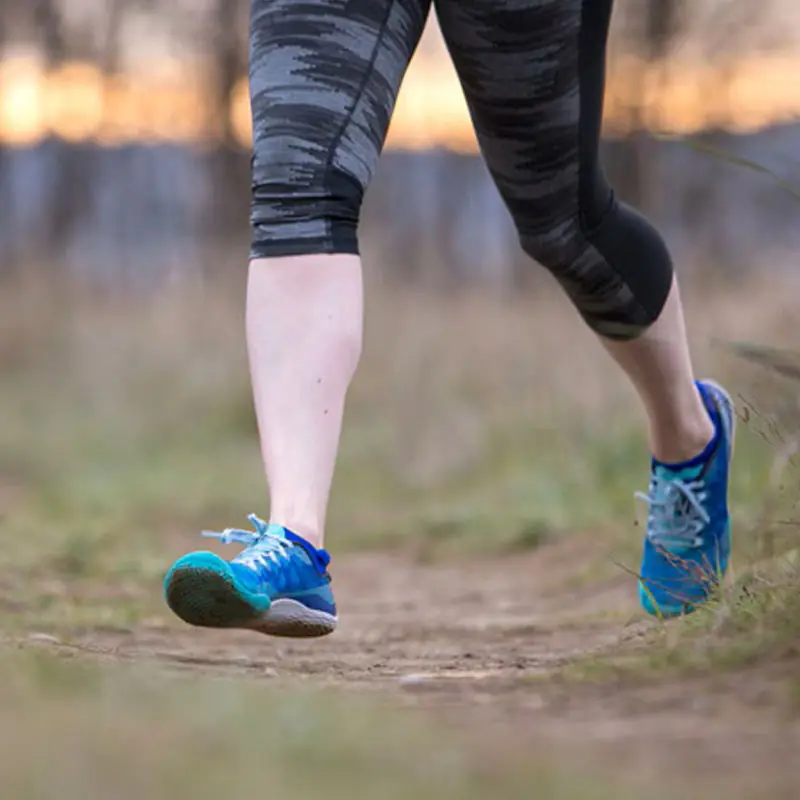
left=164, top=514, right=337, bottom=638
left=637, top=380, right=735, bottom=618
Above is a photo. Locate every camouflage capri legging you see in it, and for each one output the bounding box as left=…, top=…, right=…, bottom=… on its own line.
left=248, top=0, right=673, bottom=339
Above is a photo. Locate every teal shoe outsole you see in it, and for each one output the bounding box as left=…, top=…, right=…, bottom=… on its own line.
left=164, top=552, right=271, bottom=630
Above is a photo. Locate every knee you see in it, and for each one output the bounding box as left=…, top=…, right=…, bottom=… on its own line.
left=250, top=155, right=366, bottom=259
left=517, top=198, right=674, bottom=341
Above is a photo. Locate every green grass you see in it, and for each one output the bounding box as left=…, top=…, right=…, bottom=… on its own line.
left=0, top=650, right=645, bottom=800
left=564, top=550, right=800, bottom=684
left=0, top=276, right=796, bottom=799
left=0, top=277, right=788, bottom=630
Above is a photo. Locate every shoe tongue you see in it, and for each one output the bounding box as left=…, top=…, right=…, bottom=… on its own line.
left=264, top=523, right=288, bottom=540
left=243, top=526, right=287, bottom=554
left=654, top=462, right=704, bottom=482
left=650, top=463, right=704, bottom=508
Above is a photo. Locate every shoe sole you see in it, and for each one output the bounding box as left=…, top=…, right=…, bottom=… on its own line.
left=165, top=561, right=337, bottom=639
left=639, top=379, right=736, bottom=618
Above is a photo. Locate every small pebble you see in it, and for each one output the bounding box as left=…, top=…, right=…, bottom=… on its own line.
left=399, top=674, right=429, bottom=686
left=27, top=633, right=61, bottom=645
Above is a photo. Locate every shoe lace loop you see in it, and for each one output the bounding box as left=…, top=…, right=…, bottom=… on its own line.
left=635, top=476, right=710, bottom=550
left=202, top=514, right=290, bottom=567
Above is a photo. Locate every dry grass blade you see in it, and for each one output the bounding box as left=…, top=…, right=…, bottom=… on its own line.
left=721, top=340, right=800, bottom=383
left=683, top=139, right=800, bottom=204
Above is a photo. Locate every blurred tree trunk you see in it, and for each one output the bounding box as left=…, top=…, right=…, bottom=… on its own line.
left=0, top=6, right=10, bottom=274
left=205, top=0, right=250, bottom=269
left=31, top=0, right=81, bottom=272
left=612, top=0, right=684, bottom=215
left=33, top=0, right=67, bottom=63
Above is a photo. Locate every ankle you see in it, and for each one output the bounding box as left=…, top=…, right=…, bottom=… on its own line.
left=271, top=516, right=324, bottom=549
left=649, top=408, right=716, bottom=464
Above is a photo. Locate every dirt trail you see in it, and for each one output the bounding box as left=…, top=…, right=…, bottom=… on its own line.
left=52, top=539, right=634, bottom=681
left=20, top=539, right=800, bottom=797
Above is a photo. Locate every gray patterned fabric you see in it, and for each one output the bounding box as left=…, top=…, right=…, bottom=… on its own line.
left=249, top=0, right=673, bottom=339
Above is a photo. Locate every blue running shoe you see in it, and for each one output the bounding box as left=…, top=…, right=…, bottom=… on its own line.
left=637, top=380, right=735, bottom=618
left=164, top=514, right=337, bottom=638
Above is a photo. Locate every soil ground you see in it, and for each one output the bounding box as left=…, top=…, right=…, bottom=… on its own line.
left=11, top=539, right=800, bottom=799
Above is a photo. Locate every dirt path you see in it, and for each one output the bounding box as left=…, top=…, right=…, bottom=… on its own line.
left=49, top=539, right=635, bottom=681
left=18, top=540, right=800, bottom=798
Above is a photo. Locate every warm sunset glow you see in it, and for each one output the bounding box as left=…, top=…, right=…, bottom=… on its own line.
left=44, top=62, right=105, bottom=142
left=0, top=50, right=798, bottom=150
left=0, top=57, right=45, bottom=146
left=230, top=77, right=252, bottom=147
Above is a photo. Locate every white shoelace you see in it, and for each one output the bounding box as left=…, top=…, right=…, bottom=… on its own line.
left=635, top=476, right=710, bottom=550
left=202, top=513, right=291, bottom=569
